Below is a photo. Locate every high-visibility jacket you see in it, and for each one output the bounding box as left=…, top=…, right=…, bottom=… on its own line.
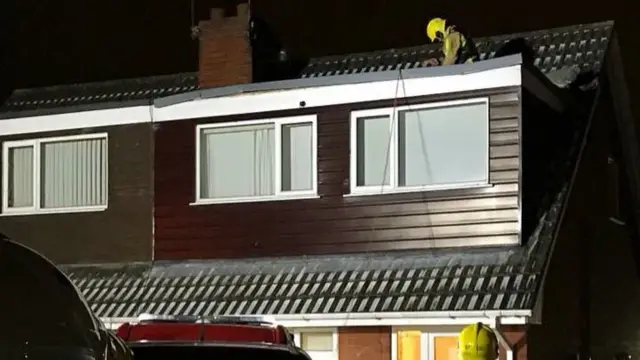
left=442, top=25, right=478, bottom=65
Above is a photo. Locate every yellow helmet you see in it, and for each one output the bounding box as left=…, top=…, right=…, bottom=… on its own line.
left=426, top=17, right=447, bottom=41
left=457, top=323, right=499, bottom=360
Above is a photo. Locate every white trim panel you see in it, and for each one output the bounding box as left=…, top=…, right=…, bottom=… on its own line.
left=193, top=114, right=319, bottom=205
left=153, top=65, right=522, bottom=121
left=0, top=106, right=152, bottom=136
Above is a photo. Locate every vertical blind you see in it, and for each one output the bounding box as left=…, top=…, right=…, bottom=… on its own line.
left=201, top=124, right=276, bottom=199
left=356, top=115, right=391, bottom=187
left=6, top=138, right=107, bottom=210
left=200, top=122, right=314, bottom=199
left=7, top=146, right=34, bottom=208
left=40, top=138, right=107, bottom=208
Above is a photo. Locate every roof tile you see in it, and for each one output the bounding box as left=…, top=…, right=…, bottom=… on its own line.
left=62, top=188, right=565, bottom=318
left=300, top=21, right=613, bottom=78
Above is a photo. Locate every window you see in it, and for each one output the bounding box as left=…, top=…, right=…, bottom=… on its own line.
left=350, top=98, right=490, bottom=195
left=294, top=330, right=336, bottom=360
left=397, top=330, right=422, bottom=360
left=430, top=335, right=458, bottom=360
left=2, top=134, right=108, bottom=214
left=196, top=115, right=317, bottom=204
left=393, top=330, right=460, bottom=360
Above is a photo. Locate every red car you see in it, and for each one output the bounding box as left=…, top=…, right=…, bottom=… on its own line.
left=116, top=314, right=313, bottom=360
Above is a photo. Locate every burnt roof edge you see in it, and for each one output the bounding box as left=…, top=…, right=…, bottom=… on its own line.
left=154, top=54, right=523, bottom=108
left=528, top=23, right=615, bottom=321
left=604, top=27, right=640, bottom=245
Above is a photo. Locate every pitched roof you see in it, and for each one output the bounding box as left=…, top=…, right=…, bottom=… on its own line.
left=49, top=22, right=612, bottom=319
left=0, top=72, right=198, bottom=116
left=62, top=192, right=563, bottom=319
left=0, top=21, right=612, bottom=116
left=301, top=21, right=612, bottom=78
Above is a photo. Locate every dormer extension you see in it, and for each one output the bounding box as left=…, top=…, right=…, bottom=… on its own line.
left=151, top=54, right=568, bottom=260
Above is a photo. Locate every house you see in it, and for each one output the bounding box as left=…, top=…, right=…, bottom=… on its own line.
left=0, top=3, right=639, bottom=360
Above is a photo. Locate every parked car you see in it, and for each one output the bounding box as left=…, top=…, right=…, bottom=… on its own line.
left=0, top=236, right=132, bottom=360
left=116, top=314, right=313, bottom=360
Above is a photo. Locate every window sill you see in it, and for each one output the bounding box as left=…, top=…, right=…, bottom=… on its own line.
left=191, top=194, right=320, bottom=206
left=0, top=205, right=108, bottom=217
left=344, top=183, right=493, bottom=197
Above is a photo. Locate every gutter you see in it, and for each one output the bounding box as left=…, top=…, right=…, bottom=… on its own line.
left=101, top=309, right=531, bottom=330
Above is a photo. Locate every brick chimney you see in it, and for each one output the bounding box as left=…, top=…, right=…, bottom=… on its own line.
left=197, top=3, right=252, bottom=89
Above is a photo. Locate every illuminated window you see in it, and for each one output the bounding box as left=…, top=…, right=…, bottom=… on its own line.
left=432, top=336, right=458, bottom=360
left=397, top=330, right=422, bottom=360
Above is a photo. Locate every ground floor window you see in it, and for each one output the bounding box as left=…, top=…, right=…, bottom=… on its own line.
left=393, top=328, right=460, bottom=360
left=293, top=328, right=337, bottom=360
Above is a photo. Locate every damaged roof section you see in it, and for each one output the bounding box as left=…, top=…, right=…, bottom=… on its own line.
left=301, top=21, right=612, bottom=78
left=63, top=189, right=564, bottom=319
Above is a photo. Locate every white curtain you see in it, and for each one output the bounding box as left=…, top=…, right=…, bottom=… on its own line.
left=356, top=115, right=391, bottom=187
left=7, top=146, right=34, bottom=208
left=41, top=138, right=107, bottom=209
left=200, top=124, right=275, bottom=199
left=281, top=122, right=313, bottom=192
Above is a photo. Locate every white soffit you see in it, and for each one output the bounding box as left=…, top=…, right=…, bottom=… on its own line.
left=0, top=105, right=152, bottom=136
left=153, top=64, right=523, bottom=122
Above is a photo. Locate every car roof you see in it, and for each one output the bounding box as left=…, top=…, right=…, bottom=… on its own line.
left=116, top=314, right=295, bottom=346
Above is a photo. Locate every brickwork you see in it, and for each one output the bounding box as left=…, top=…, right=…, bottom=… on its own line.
left=197, top=3, right=252, bottom=88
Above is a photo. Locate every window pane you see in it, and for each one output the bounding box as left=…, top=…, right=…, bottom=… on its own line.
left=301, top=332, right=333, bottom=351
left=7, top=146, right=34, bottom=208
left=433, top=336, right=458, bottom=360
left=282, top=122, right=313, bottom=192
left=397, top=330, right=421, bottom=360
left=200, top=124, right=275, bottom=199
left=356, top=116, right=391, bottom=187
left=398, top=101, right=488, bottom=187
left=41, top=138, right=107, bottom=209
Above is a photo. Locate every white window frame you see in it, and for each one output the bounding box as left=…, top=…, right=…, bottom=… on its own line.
left=348, top=97, right=491, bottom=196
left=391, top=328, right=460, bottom=360
left=193, top=114, right=319, bottom=205
left=292, top=328, right=338, bottom=359
left=1, top=133, right=109, bottom=216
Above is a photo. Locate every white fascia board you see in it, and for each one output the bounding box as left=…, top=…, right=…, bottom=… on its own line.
left=0, top=105, right=153, bottom=136
left=101, top=310, right=531, bottom=330
left=153, top=65, right=523, bottom=122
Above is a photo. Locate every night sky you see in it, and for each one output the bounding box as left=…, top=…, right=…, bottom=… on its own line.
left=0, top=0, right=636, bottom=102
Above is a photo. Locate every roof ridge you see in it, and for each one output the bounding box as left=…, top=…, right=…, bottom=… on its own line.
left=307, top=20, right=615, bottom=64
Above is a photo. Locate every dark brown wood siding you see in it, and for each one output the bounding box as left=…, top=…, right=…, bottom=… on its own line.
left=154, top=88, right=521, bottom=260
left=0, top=123, right=153, bottom=264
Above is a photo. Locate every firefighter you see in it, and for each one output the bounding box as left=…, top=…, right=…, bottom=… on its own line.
left=458, top=322, right=499, bottom=360
left=424, top=17, right=479, bottom=67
